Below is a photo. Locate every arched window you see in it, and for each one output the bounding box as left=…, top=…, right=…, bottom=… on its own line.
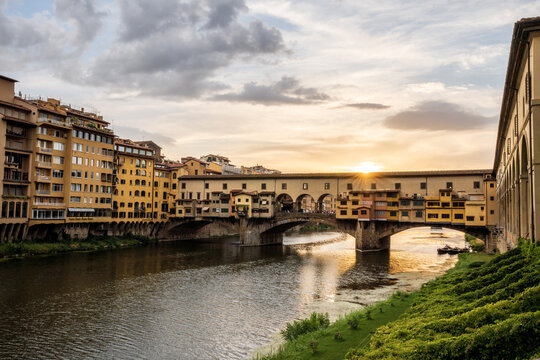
left=142, top=160, right=146, bottom=168
left=136, top=159, right=141, bottom=167
left=135, top=179, right=140, bottom=186
left=141, top=191, right=146, bottom=197
left=141, top=180, right=146, bottom=186
left=134, top=190, right=140, bottom=196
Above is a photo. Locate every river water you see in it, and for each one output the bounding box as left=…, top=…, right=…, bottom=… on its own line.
left=0, top=227, right=466, bottom=360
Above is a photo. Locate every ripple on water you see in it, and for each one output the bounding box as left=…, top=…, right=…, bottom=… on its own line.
left=0, top=228, right=464, bottom=359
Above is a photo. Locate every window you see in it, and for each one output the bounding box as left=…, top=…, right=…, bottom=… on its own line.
left=490, top=210, right=495, bottom=215
left=441, top=213, right=450, bottom=219
left=394, top=183, right=401, bottom=190
left=352, top=210, right=358, bottom=215
left=490, top=183, right=494, bottom=188
left=205, top=183, right=209, bottom=189
left=282, top=183, right=287, bottom=190
left=242, top=183, right=247, bottom=190
left=415, top=211, right=423, bottom=218
left=53, top=142, right=64, bottom=151
left=302, top=183, right=308, bottom=190
left=446, top=182, right=453, bottom=189
left=70, top=196, right=81, bottom=203
left=340, top=210, right=347, bottom=215
left=324, top=183, right=330, bottom=190
left=52, top=183, right=63, bottom=192
left=371, top=183, right=376, bottom=190
left=454, top=213, right=464, bottom=219
left=389, top=211, right=397, bottom=217
left=466, top=216, right=475, bottom=221
left=52, top=156, right=64, bottom=165
left=261, top=183, right=266, bottom=190
left=182, top=183, right=186, bottom=189
left=71, top=183, right=81, bottom=192
left=401, top=211, right=408, bottom=217
left=352, top=200, right=358, bottom=205
left=428, top=213, right=438, bottom=219
left=490, top=196, right=494, bottom=201
left=52, top=170, right=63, bottom=178
left=347, top=183, right=352, bottom=190
left=474, top=181, right=480, bottom=189
left=223, top=183, right=228, bottom=190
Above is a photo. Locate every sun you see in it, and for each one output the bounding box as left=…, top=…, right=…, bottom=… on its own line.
left=352, top=161, right=383, bottom=173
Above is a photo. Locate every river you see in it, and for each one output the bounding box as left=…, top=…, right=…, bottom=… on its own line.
left=0, top=227, right=466, bottom=359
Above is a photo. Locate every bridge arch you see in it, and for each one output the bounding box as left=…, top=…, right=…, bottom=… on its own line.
left=276, top=193, right=294, bottom=213
left=317, top=193, right=335, bottom=214
left=295, top=193, right=316, bottom=213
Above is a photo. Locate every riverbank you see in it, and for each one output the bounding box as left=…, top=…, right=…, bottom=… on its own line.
left=0, top=234, right=156, bottom=261
left=255, top=245, right=540, bottom=360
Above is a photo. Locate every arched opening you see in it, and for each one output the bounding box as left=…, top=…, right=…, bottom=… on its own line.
left=520, top=138, right=530, bottom=237
left=276, top=193, right=294, bottom=213
left=296, top=194, right=316, bottom=213
left=317, top=193, right=335, bottom=214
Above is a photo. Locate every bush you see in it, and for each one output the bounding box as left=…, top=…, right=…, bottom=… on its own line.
left=281, top=312, right=330, bottom=342
left=334, top=331, right=344, bottom=341
left=309, top=339, right=319, bottom=354
left=348, top=314, right=361, bottom=329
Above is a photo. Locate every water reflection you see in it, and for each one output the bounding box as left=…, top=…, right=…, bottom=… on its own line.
left=0, top=228, right=463, bottom=359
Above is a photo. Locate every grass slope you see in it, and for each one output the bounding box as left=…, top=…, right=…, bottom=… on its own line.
left=258, top=253, right=492, bottom=360
left=346, top=240, right=540, bottom=360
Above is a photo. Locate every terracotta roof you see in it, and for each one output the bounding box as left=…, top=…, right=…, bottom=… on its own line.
left=0, top=99, right=32, bottom=112
left=37, top=105, right=67, bottom=117
left=1, top=115, right=36, bottom=127
left=0, top=74, right=18, bottom=82
left=180, top=169, right=492, bottom=180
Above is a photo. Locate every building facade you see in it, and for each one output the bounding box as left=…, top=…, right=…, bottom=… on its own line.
left=494, top=17, right=540, bottom=247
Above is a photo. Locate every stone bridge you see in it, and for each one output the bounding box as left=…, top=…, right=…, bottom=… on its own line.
left=160, top=213, right=495, bottom=251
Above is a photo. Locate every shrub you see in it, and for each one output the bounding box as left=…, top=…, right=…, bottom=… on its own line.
left=281, top=312, right=330, bottom=342
left=334, top=331, right=344, bottom=341
left=348, top=313, right=362, bottom=329
left=309, top=339, right=319, bottom=354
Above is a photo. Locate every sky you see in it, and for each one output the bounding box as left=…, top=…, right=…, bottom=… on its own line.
left=1, top=0, right=539, bottom=173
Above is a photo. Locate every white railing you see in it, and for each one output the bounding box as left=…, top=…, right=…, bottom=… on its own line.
left=37, top=147, right=53, bottom=153
left=37, top=161, right=52, bottom=167
left=36, top=175, right=51, bottom=181
left=33, top=202, right=65, bottom=207
left=36, top=190, right=51, bottom=195
left=38, top=117, right=68, bottom=127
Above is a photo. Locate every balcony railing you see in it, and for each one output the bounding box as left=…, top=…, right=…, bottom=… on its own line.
left=33, top=202, right=65, bottom=207
left=6, top=130, right=27, bottom=138
left=3, top=172, right=29, bottom=182
left=36, top=175, right=51, bottom=181
left=37, top=117, right=68, bottom=127
left=36, top=190, right=51, bottom=195
left=37, top=161, right=52, bottom=168
left=37, top=147, right=53, bottom=153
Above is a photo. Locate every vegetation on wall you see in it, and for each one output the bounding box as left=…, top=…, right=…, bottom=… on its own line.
left=465, top=233, right=485, bottom=252
left=0, top=234, right=156, bottom=260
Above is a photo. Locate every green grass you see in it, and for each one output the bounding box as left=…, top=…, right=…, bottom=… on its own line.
left=0, top=235, right=155, bottom=260
left=257, top=252, right=500, bottom=360
left=346, top=241, right=540, bottom=360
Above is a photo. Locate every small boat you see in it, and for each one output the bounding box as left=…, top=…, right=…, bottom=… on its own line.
left=437, top=244, right=470, bottom=255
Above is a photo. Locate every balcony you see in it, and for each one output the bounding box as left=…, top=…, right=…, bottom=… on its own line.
left=36, top=175, right=51, bottom=182
left=3, top=172, right=29, bottom=183
left=37, top=117, right=69, bottom=128
left=36, top=161, right=52, bottom=168
left=5, top=141, right=31, bottom=152
left=4, top=161, right=21, bottom=169
left=33, top=202, right=65, bottom=207
left=37, top=147, right=53, bottom=154
left=6, top=130, right=28, bottom=138
left=36, top=189, right=51, bottom=195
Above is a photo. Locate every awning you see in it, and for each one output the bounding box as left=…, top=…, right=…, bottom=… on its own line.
left=202, top=207, right=209, bottom=211
left=68, top=208, right=95, bottom=213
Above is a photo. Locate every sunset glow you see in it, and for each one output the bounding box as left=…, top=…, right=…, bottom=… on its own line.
left=352, top=162, right=383, bottom=173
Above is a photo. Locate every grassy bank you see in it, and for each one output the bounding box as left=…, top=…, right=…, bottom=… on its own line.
left=0, top=234, right=156, bottom=260
left=259, top=243, right=539, bottom=360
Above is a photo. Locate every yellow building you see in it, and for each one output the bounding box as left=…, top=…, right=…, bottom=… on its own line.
left=386, top=191, right=399, bottom=221
left=31, top=99, right=69, bottom=224
left=112, top=139, right=154, bottom=221
left=182, top=157, right=207, bottom=175
left=0, top=75, right=35, bottom=234
left=64, top=107, right=115, bottom=222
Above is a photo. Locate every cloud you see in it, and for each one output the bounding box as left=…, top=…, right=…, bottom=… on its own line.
left=113, top=125, right=176, bottom=147
left=212, top=76, right=329, bottom=105
left=341, top=103, right=390, bottom=110
left=382, top=101, right=497, bottom=131
left=54, top=0, right=105, bottom=47
left=82, top=0, right=286, bottom=98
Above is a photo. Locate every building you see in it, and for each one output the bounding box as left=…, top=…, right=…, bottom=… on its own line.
left=241, top=164, right=281, bottom=175
left=0, top=75, right=35, bottom=238
left=200, top=154, right=243, bottom=175
left=493, top=17, right=540, bottom=246
left=113, top=139, right=154, bottom=221
left=182, top=157, right=208, bottom=175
